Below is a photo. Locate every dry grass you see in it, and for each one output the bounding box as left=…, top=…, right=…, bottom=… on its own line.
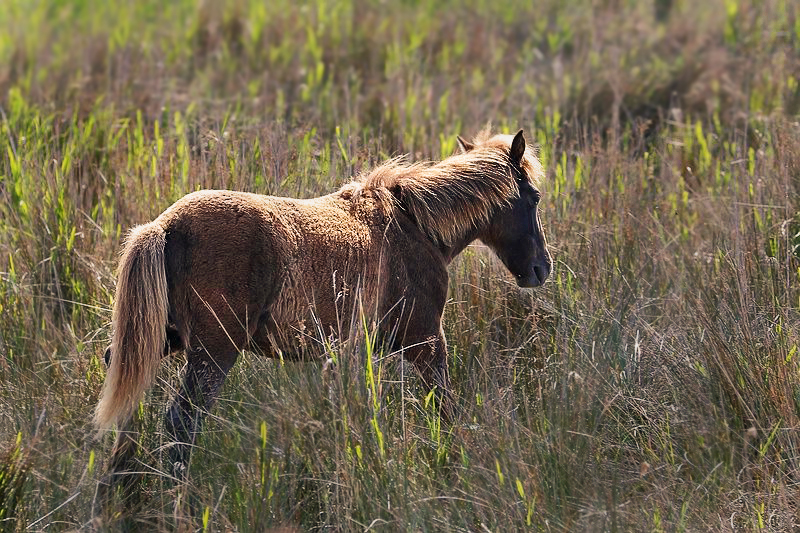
left=1, top=0, right=800, bottom=530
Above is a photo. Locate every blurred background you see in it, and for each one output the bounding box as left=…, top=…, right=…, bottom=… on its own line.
left=1, top=0, right=799, bottom=530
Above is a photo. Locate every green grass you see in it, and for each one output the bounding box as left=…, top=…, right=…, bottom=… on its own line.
left=1, top=0, right=800, bottom=530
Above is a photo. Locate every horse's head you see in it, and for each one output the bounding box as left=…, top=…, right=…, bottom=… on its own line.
left=458, top=130, right=552, bottom=288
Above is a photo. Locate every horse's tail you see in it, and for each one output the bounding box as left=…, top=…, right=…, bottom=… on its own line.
left=95, top=222, right=168, bottom=431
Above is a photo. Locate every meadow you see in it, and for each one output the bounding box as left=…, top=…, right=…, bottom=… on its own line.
left=1, top=0, right=799, bottom=530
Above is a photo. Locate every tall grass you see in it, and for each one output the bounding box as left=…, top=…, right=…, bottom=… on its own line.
left=1, top=0, right=799, bottom=530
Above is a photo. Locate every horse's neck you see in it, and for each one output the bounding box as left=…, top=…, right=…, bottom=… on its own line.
left=438, top=226, right=481, bottom=264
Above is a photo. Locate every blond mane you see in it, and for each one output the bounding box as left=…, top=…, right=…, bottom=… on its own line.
left=348, top=132, right=543, bottom=245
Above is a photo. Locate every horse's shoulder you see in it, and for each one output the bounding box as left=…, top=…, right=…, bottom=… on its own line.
left=384, top=210, right=448, bottom=273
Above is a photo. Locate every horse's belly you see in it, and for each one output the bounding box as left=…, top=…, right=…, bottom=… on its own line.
left=262, top=269, right=381, bottom=357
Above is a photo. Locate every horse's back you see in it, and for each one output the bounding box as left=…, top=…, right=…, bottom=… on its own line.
left=154, top=189, right=395, bottom=349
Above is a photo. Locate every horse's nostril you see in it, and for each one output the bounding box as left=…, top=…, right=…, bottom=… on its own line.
left=533, top=265, right=549, bottom=284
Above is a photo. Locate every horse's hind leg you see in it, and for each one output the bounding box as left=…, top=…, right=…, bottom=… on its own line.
left=164, top=345, right=238, bottom=480
left=97, top=414, right=141, bottom=508
left=102, top=325, right=183, bottom=367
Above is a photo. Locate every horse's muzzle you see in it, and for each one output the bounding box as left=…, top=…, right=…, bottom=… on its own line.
left=516, top=262, right=550, bottom=288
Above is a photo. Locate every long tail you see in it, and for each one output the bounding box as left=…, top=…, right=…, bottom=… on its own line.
left=95, top=222, right=168, bottom=431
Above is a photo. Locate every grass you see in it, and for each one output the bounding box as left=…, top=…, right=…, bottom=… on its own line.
left=1, top=0, right=800, bottom=530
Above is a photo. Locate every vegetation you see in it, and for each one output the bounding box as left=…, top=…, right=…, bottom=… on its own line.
left=1, top=0, right=799, bottom=529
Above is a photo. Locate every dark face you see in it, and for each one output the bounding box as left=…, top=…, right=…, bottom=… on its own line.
left=482, top=178, right=552, bottom=288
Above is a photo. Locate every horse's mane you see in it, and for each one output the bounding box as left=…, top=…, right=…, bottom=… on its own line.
left=348, top=130, right=543, bottom=245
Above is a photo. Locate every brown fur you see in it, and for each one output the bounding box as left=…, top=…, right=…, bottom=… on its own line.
left=95, top=130, right=551, bottom=484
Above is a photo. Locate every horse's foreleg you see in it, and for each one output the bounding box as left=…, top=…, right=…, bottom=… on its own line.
left=406, top=329, right=455, bottom=422
left=164, top=348, right=237, bottom=480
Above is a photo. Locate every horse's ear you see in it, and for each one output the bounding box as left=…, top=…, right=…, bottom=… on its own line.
left=456, top=135, right=475, bottom=153
left=509, top=129, right=526, bottom=165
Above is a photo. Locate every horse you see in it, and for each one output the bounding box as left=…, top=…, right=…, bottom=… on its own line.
left=95, top=128, right=551, bottom=487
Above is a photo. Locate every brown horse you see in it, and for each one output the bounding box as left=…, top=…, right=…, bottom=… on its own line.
left=95, top=129, right=551, bottom=484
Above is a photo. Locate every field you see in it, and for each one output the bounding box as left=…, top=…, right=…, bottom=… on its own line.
left=1, top=0, right=800, bottom=530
